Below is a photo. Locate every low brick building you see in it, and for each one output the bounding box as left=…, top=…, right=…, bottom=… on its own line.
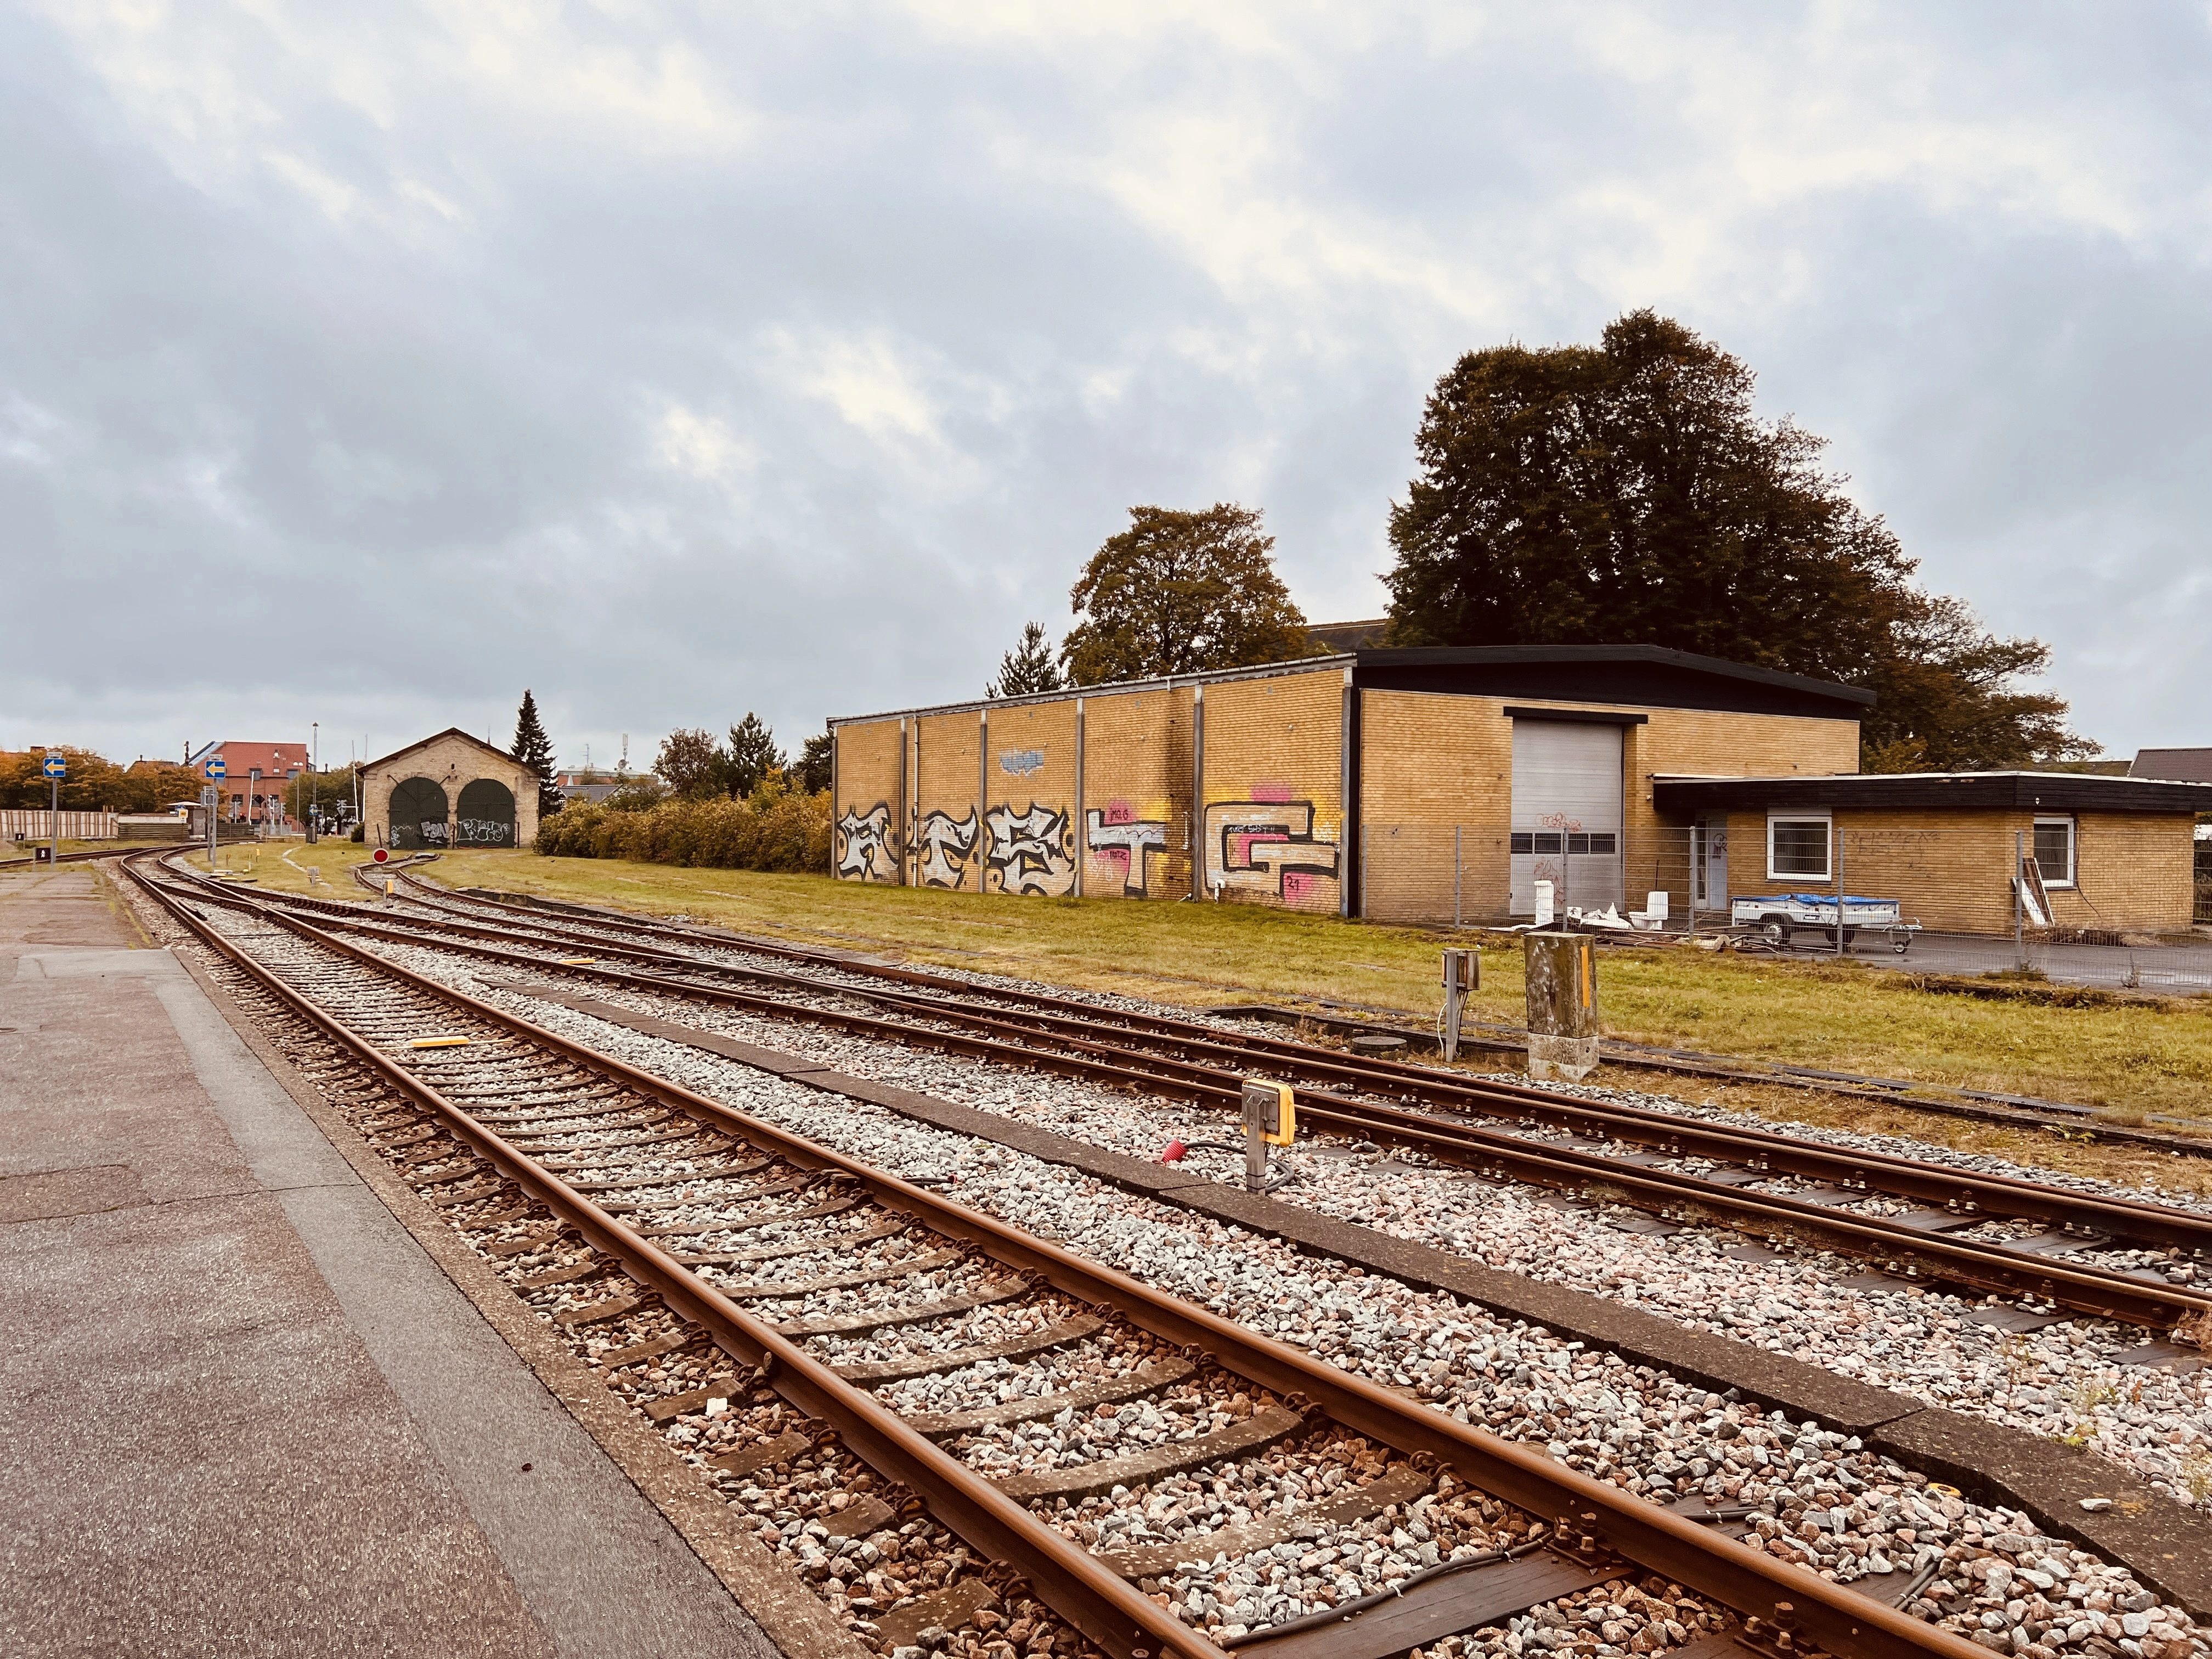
left=1652, top=772, right=2211, bottom=935
left=363, top=730, right=539, bottom=851
left=831, top=646, right=2212, bottom=936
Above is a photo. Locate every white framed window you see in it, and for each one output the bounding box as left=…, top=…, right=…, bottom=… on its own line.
left=1766, top=812, right=1832, bottom=882
left=2033, top=815, right=2076, bottom=888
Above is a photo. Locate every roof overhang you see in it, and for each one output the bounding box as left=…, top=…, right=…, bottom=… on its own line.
left=1652, top=772, right=2212, bottom=816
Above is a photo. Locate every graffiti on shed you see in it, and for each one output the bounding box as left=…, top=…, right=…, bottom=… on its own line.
left=917, top=808, right=981, bottom=889
left=999, top=749, right=1045, bottom=776
left=1203, top=798, right=1340, bottom=905
left=1085, top=802, right=1172, bottom=897
left=985, top=802, right=1074, bottom=895
left=836, top=802, right=898, bottom=882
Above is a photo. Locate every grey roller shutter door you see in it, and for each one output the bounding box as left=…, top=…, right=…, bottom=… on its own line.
left=1509, top=721, right=1624, bottom=915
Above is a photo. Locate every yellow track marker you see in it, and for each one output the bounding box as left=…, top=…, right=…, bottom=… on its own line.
left=409, top=1036, right=471, bottom=1049
left=557, top=957, right=597, bottom=966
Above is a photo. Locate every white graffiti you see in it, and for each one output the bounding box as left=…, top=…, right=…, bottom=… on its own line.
left=1085, top=810, right=1171, bottom=896
left=836, top=802, right=897, bottom=882
left=985, top=802, right=1074, bottom=896
left=917, top=808, right=980, bottom=889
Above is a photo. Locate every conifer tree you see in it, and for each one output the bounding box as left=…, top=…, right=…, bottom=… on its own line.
left=986, top=621, right=1068, bottom=698
left=725, top=713, right=786, bottom=797
left=512, top=690, right=563, bottom=820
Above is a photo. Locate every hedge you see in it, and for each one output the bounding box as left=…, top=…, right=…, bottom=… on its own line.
left=534, top=789, right=831, bottom=874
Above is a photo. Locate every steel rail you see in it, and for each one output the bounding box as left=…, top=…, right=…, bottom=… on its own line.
left=384, top=873, right=2212, bottom=1261
left=0, top=841, right=156, bottom=870
left=129, top=853, right=1987, bottom=1659
left=176, top=868, right=2212, bottom=1329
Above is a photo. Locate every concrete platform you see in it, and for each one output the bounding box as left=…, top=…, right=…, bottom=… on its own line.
left=0, top=865, right=786, bottom=1658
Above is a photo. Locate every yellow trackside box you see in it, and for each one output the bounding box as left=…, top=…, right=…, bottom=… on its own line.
left=1241, top=1079, right=1296, bottom=1146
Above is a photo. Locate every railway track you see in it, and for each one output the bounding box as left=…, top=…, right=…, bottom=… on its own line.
left=0, top=841, right=157, bottom=870
left=127, top=853, right=2002, bottom=1659
left=171, top=860, right=2212, bottom=1335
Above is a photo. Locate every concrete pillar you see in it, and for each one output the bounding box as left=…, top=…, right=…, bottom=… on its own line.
left=1524, top=931, right=1599, bottom=1081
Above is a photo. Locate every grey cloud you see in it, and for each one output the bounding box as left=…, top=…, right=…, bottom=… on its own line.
left=3, top=2, right=2209, bottom=768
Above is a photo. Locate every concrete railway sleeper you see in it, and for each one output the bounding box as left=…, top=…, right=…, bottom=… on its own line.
left=173, top=862, right=2212, bottom=1334
left=126, top=854, right=1992, bottom=1659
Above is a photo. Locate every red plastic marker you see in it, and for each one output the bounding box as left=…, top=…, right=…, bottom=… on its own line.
left=1159, top=1139, right=1186, bottom=1163
left=373, top=848, right=390, bottom=863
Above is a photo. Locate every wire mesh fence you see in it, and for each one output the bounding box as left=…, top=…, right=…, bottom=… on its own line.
left=1358, top=821, right=2212, bottom=991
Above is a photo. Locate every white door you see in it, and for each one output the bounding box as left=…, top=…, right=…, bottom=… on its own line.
left=1509, top=721, right=1624, bottom=915
left=1692, top=821, right=1729, bottom=915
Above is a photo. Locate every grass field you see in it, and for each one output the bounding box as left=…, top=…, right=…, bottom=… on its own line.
left=156, top=842, right=2212, bottom=1194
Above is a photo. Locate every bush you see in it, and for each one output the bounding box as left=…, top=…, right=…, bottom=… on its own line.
left=534, top=786, right=831, bottom=874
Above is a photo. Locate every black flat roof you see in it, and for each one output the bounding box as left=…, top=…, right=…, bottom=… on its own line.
left=1350, top=645, right=1873, bottom=721
left=1653, top=771, right=2212, bottom=815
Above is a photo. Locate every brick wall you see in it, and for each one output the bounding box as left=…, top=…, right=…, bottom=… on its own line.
left=1722, top=808, right=2196, bottom=935
left=982, top=699, right=1079, bottom=895
left=832, top=718, right=905, bottom=882
left=1198, top=669, right=1346, bottom=912
left=1629, top=708, right=1859, bottom=837
left=913, top=712, right=984, bottom=891
left=1077, top=685, right=1194, bottom=900
left=1358, top=690, right=1513, bottom=921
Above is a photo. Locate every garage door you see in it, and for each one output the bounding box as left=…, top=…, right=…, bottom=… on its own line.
left=1509, top=720, right=1623, bottom=915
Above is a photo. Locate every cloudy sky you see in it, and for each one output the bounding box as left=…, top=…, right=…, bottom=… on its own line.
left=4, top=2, right=2208, bottom=771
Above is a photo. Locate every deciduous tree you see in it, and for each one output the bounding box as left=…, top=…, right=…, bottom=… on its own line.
left=1062, top=504, right=1316, bottom=686
left=1382, top=311, right=2093, bottom=768
left=654, top=728, right=729, bottom=801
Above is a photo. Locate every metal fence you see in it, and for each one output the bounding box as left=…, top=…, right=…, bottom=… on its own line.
left=1357, top=821, right=2212, bottom=992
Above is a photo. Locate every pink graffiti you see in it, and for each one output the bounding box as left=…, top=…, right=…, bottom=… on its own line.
left=1283, top=872, right=1315, bottom=902
left=1250, top=782, right=1292, bottom=804
left=1103, top=801, right=1135, bottom=826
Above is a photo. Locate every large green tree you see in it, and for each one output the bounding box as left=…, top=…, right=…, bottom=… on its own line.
left=1381, top=311, right=2093, bottom=768
left=725, top=713, right=786, bottom=798
left=1062, top=504, right=1316, bottom=686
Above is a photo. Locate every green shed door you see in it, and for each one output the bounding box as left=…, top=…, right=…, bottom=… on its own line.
left=455, top=779, right=516, bottom=848
left=389, top=777, right=450, bottom=849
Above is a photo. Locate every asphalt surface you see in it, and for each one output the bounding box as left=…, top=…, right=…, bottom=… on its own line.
left=0, top=865, right=783, bottom=1659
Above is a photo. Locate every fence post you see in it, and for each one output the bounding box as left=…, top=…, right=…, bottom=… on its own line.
left=1453, top=825, right=1462, bottom=929
left=1836, top=821, right=1847, bottom=957
left=2015, top=829, right=2027, bottom=970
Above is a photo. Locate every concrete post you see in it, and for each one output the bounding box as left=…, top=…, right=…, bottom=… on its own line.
left=1524, top=931, right=1599, bottom=1081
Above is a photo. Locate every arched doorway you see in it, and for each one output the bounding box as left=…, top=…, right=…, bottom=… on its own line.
left=388, top=777, right=450, bottom=849
left=455, top=779, right=517, bottom=848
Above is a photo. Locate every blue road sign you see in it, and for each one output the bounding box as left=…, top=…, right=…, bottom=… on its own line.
left=42, top=755, right=65, bottom=779
left=206, top=758, right=227, bottom=781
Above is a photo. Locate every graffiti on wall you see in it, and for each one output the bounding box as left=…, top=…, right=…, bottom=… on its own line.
left=1085, top=802, right=1172, bottom=897
left=985, top=802, right=1075, bottom=895
left=836, top=803, right=898, bottom=882
left=916, top=808, right=980, bottom=889
left=999, top=749, right=1044, bottom=776
left=1203, top=799, right=1340, bottom=905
